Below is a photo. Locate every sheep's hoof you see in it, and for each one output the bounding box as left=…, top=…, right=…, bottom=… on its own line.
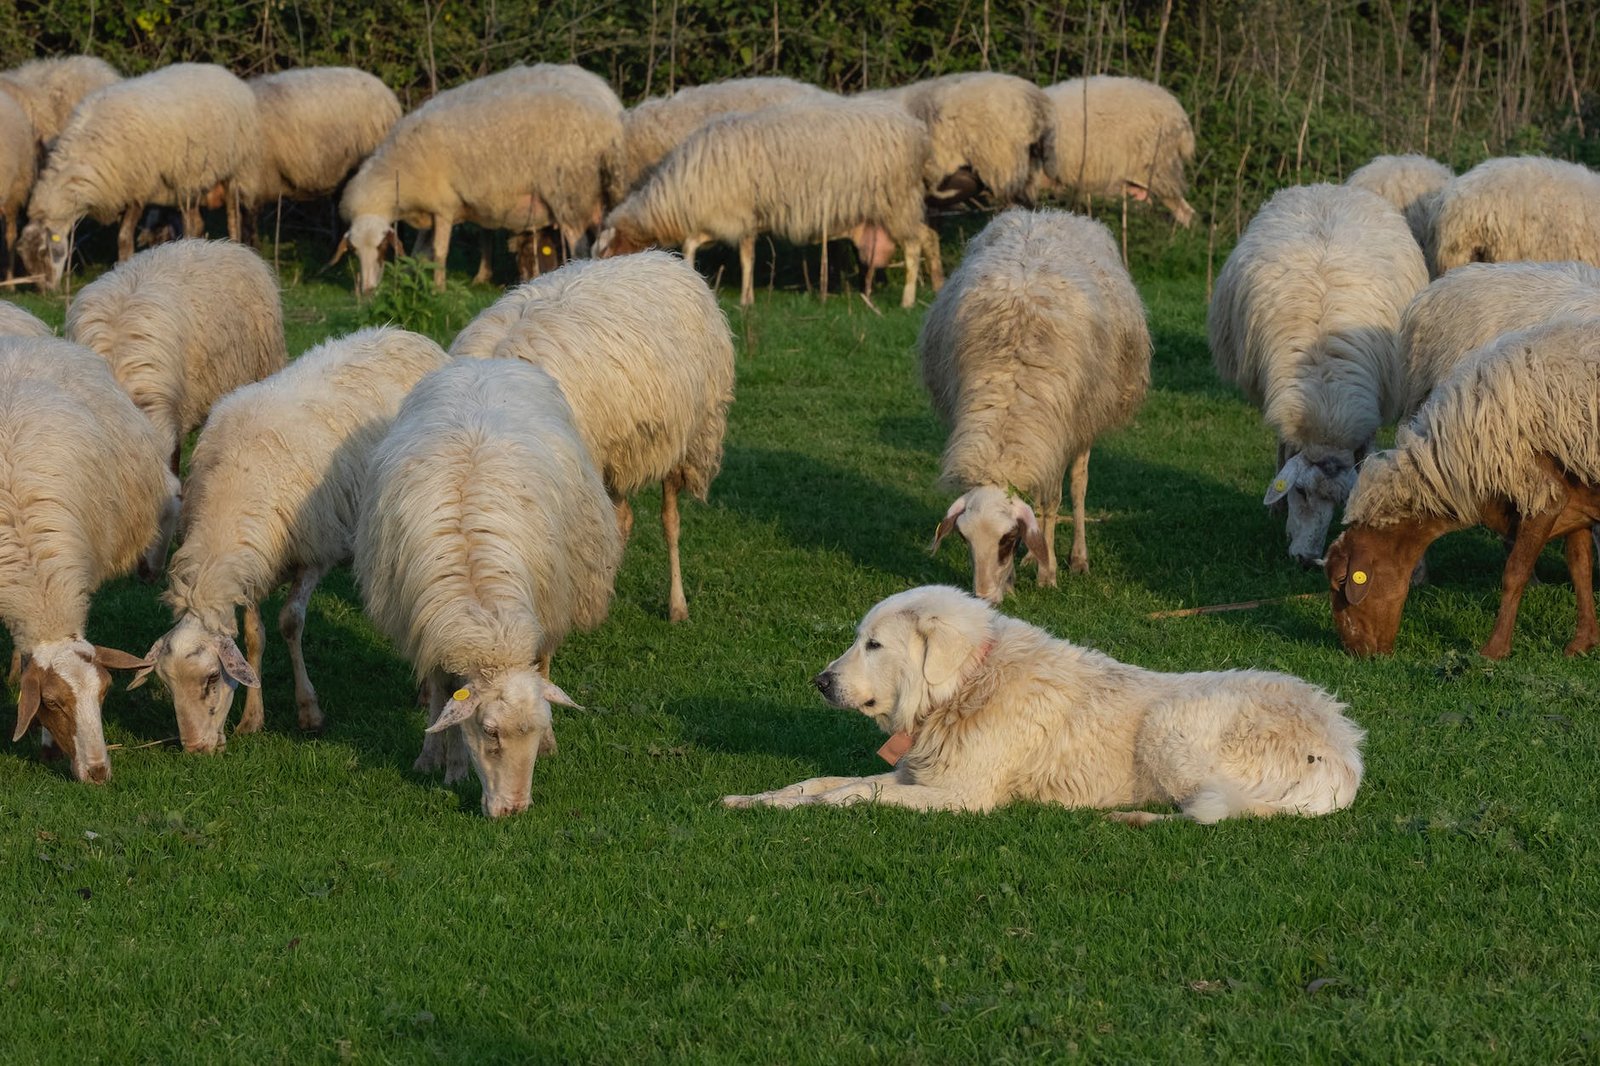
left=234, top=708, right=264, bottom=735
left=297, top=702, right=325, bottom=733
left=1564, top=634, right=1597, bottom=657
left=668, top=603, right=689, bottom=624
left=1037, top=569, right=1059, bottom=589
left=1070, top=556, right=1090, bottom=575
left=1478, top=639, right=1511, bottom=661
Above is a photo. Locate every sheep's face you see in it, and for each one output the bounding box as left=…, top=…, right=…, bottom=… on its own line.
left=135, top=617, right=260, bottom=754
left=18, top=221, right=70, bottom=290
left=1325, top=526, right=1423, bottom=656
left=346, top=214, right=395, bottom=295
left=12, top=639, right=148, bottom=783
left=1264, top=447, right=1357, bottom=568
left=426, top=669, right=577, bottom=818
left=930, top=486, right=1050, bottom=605
left=593, top=222, right=651, bottom=258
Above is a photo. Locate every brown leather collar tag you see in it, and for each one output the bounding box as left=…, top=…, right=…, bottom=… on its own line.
left=877, top=731, right=915, bottom=766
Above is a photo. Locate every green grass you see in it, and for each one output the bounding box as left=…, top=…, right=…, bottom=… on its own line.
left=4, top=244, right=1600, bottom=1063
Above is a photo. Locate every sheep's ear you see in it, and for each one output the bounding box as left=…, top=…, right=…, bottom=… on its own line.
left=919, top=615, right=973, bottom=688
left=217, top=639, right=260, bottom=689
left=541, top=679, right=582, bottom=710
left=1010, top=496, right=1049, bottom=561
left=383, top=228, right=404, bottom=259
left=92, top=646, right=149, bottom=671
left=1264, top=454, right=1307, bottom=506
left=427, top=686, right=480, bottom=733
left=328, top=235, right=351, bottom=268
left=931, top=497, right=967, bottom=553
left=13, top=660, right=41, bottom=743
left=1325, top=536, right=1372, bottom=606
left=125, top=637, right=166, bottom=690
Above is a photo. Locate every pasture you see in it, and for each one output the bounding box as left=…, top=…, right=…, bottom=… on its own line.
left=2, top=238, right=1598, bottom=1062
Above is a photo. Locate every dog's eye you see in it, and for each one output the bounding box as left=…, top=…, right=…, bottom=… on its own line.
left=864, top=639, right=881, bottom=651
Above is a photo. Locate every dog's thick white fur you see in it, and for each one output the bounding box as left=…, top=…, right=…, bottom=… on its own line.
left=724, top=586, right=1365, bottom=823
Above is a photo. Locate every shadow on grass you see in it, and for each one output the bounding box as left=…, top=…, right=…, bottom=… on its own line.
left=666, top=695, right=888, bottom=775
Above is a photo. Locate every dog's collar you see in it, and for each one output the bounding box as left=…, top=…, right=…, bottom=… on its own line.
left=876, top=635, right=996, bottom=766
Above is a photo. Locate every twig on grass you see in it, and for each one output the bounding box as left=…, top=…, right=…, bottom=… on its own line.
left=105, top=736, right=181, bottom=751
left=1148, top=592, right=1319, bottom=619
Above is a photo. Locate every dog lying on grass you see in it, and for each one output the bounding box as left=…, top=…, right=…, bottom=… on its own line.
left=724, top=586, right=1365, bottom=824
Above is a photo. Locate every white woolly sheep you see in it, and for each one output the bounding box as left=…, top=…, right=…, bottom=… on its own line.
left=1428, top=156, right=1600, bottom=276
left=245, top=67, right=402, bottom=210
left=923, top=208, right=1151, bottom=602
left=338, top=65, right=624, bottom=294
left=0, top=299, right=50, bottom=337
left=1344, top=153, right=1453, bottom=251
left=869, top=72, right=1054, bottom=207
left=598, top=95, right=942, bottom=308
left=129, top=327, right=450, bottom=754
left=65, top=239, right=287, bottom=572
left=622, top=76, right=830, bottom=190
left=1400, top=260, right=1600, bottom=414
left=0, top=336, right=177, bottom=783
left=354, top=357, right=622, bottom=818
left=0, top=55, right=120, bottom=151
left=0, top=92, right=35, bottom=278
left=20, top=63, right=261, bottom=288
left=1045, top=75, right=1197, bottom=226
left=1328, top=318, right=1600, bottom=658
left=451, top=251, right=734, bottom=621
left=1209, top=183, right=1428, bottom=566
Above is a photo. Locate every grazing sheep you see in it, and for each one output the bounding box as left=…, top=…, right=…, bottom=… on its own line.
left=245, top=67, right=402, bottom=210
left=354, top=358, right=622, bottom=818
left=65, top=240, right=287, bottom=572
left=869, top=72, right=1054, bottom=207
left=338, top=66, right=623, bottom=294
left=1209, top=183, right=1428, bottom=566
left=130, top=327, right=450, bottom=754
left=0, top=300, right=49, bottom=337
left=597, top=95, right=942, bottom=308
left=20, top=63, right=261, bottom=288
left=0, top=92, right=35, bottom=278
left=622, top=76, right=830, bottom=190
left=1045, top=75, right=1197, bottom=226
left=0, top=55, right=120, bottom=150
left=0, top=336, right=177, bottom=782
left=923, top=208, right=1151, bottom=601
left=1344, top=153, right=1453, bottom=250
left=451, top=252, right=735, bottom=621
left=1327, top=318, right=1600, bottom=658
left=1400, top=260, right=1600, bottom=414
left=1428, top=156, right=1600, bottom=276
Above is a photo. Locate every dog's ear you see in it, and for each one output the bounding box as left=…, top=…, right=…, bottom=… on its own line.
left=918, top=614, right=973, bottom=688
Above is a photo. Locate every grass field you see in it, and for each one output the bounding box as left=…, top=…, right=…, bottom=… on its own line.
left=3, top=237, right=1599, bottom=1063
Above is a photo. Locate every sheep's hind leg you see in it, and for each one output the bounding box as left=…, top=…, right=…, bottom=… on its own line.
left=3, top=212, right=14, bottom=279
left=1067, top=448, right=1090, bottom=575
left=280, top=564, right=330, bottom=731
left=739, top=234, right=755, bottom=307
left=612, top=495, right=634, bottom=545
left=236, top=602, right=266, bottom=734
left=1564, top=528, right=1598, bottom=656
left=225, top=184, right=242, bottom=242
left=1481, top=505, right=1560, bottom=659
left=900, top=233, right=922, bottom=309
left=663, top=471, right=688, bottom=623
left=473, top=229, right=493, bottom=284
left=117, top=204, right=140, bottom=261
left=413, top=669, right=449, bottom=774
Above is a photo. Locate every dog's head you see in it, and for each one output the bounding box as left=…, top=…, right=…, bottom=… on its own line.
left=812, top=585, right=995, bottom=734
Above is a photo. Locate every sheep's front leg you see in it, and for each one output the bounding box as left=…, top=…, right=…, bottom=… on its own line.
left=738, top=233, right=756, bottom=306
left=901, top=233, right=922, bottom=309
left=3, top=212, right=15, bottom=280
left=414, top=668, right=450, bottom=773
left=279, top=564, right=330, bottom=731
left=612, top=494, right=634, bottom=544
left=236, top=602, right=266, bottom=734
left=662, top=471, right=688, bottom=622
left=1067, top=448, right=1091, bottom=575
left=1482, top=505, right=1560, bottom=659
left=922, top=224, right=944, bottom=292
left=225, top=184, right=242, bottom=242
left=117, top=204, right=140, bottom=261
left=473, top=229, right=494, bottom=284
left=431, top=216, right=453, bottom=292
left=1564, top=528, right=1598, bottom=656
left=681, top=235, right=703, bottom=270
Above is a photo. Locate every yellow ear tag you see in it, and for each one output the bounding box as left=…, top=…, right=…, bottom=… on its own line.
left=541, top=245, right=554, bottom=256
left=452, top=688, right=471, bottom=701
left=50, top=234, right=61, bottom=242
left=1351, top=570, right=1368, bottom=585
left=1274, top=479, right=1287, bottom=492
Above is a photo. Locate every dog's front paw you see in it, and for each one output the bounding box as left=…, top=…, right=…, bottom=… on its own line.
left=722, top=793, right=760, bottom=809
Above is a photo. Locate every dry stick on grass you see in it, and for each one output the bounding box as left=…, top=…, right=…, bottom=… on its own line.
left=105, top=737, right=181, bottom=751
left=1148, top=592, right=1320, bottom=620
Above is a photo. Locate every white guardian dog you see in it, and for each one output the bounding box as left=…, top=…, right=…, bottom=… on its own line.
left=724, top=586, right=1365, bottom=824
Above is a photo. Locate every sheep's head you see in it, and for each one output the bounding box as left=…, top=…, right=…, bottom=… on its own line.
left=592, top=221, right=652, bottom=258
left=12, top=639, right=149, bottom=782
left=930, top=485, right=1049, bottom=605
left=18, top=220, right=71, bottom=291
left=426, top=667, right=576, bottom=818
left=130, top=616, right=260, bottom=754
left=337, top=214, right=401, bottom=296
left=1264, top=446, right=1358, bottom=568
left=1326, top=512, right=1454, bottom=655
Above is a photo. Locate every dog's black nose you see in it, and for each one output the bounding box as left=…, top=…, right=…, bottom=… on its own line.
left=812, top=671, right=833, bottom=698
